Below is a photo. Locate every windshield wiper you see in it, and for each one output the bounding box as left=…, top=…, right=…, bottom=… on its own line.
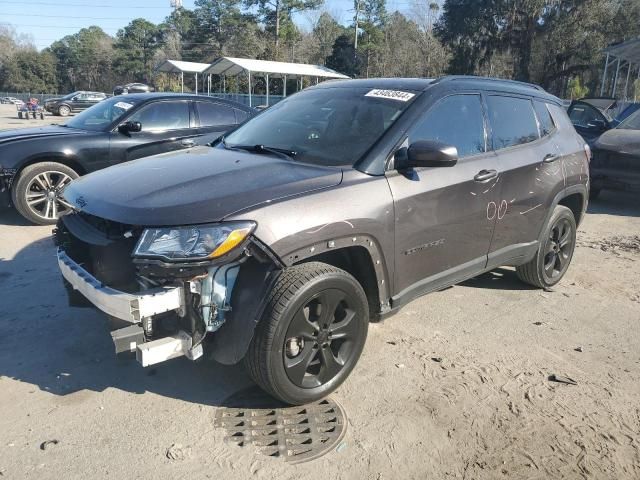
left=224, top=141, right=297, bottom=162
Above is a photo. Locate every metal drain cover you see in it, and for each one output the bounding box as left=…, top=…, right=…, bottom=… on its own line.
left=214, top=387, right=347, bottom=464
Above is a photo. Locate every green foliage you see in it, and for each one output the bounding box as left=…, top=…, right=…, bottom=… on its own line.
left=567, top=77, right=589, bottom=99
left=326, top=34, right=360, bottom=77
left=113, top=19, right=161, bottom=84
left=0, top=49, right=57, bottom=93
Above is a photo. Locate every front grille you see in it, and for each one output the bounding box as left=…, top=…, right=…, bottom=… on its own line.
left=57, top=213, right=140, bottom=292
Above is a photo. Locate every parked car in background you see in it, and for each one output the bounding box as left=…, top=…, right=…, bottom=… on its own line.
left=567, top=97, right=640, bottom=144
left=1, top=97, right=24, bottom=106
left=55, top=77, right=589, bottom=405
left=590, top=108, right=640, bottom=199
left=113, top=83, right=153, bottom=95
left=0, top=93, right=255, bottom=224
left=44, top=91, right=108, bottom=116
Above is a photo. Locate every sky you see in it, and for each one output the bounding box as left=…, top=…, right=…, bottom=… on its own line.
left=1, top=0, right=415, bottom=52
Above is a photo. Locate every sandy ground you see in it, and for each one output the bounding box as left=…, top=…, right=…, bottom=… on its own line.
left=0, top=104, right=68, bottom=130
left=0, top=104, right=639, bottom=479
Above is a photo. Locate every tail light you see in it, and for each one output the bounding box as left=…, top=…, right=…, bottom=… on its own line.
left=583, top=143, right=591, bottom=163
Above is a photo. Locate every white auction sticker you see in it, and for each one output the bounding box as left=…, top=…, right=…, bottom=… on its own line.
left=114, top=101, right=134, bottom=110
left=365, top=89, right=415, bottom=102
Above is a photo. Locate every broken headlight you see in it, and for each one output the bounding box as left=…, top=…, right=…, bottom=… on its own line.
left=133, top=222, right=256, bottom=262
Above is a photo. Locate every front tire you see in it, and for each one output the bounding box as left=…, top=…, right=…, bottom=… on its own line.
left=11, top=162, right=79, bottom=225
left=516, top=205, right=577, bottom=288
left=244, top=262, right=369, bottom=405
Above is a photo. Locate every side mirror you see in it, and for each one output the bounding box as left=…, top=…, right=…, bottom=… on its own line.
left=118, top=121, right=142, bottom=134
left=402, top=140, right=459, bottom=169
left=586, top=119, right=607, bottom=131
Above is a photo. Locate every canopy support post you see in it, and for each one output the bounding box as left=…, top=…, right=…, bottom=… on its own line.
left=266, top=73, right=270, bottom=106
left=283, top=74, right=287, bottom=97
left=223, top=75, right=226, bottom=94
left=181, top=71, right=184, bottom=93
left=195, top=73, right=198, bottom=95
left=612, top=58, right=621, bottom=98
left=624, top=62, right=632, bottom=100
left=600, top=53, right=610, bottom=97
left=248, top=70, right=252, bottom=108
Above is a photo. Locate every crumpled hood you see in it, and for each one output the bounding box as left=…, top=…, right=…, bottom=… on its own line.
left=594, top=129, right=640, bottom=156
left=0, top=125, right=83, bottom=145
left=64, top=146, right=343, bottom=226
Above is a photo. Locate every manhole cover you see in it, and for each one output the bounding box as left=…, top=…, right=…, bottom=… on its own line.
left=214, top=387, right=347, bottom=464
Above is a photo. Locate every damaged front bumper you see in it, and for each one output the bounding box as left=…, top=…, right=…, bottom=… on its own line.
left=57, top=247, right=205, bottom=367
left=57, top=248, right=185, bottom=323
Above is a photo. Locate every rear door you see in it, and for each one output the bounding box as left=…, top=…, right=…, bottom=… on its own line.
left=486, top=94, right=564, bottom=264
left=109, top=99, right=199, bottom=163
left=386, top=93, right=500, bottom=300
left=194, top=101, right=239, bottom=145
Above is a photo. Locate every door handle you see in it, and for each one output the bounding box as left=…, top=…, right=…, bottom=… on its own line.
left=181, top=139, right=196, bottom=147
left=474, top=169, right=498, bottom=182
left=543, top=153, right=560, bottom=163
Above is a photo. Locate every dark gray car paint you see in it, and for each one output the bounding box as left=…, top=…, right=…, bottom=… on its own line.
left=60, top=76, right=589, bottom=365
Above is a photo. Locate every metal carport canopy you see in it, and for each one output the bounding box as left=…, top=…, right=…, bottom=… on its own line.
left=202, top=57, right=350, bottom=79
left=600, top=38, right=640, bottom=98
left=157, top=60, right=210, bottom=93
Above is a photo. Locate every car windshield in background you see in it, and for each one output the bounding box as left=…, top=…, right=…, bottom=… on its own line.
left=64, top=97, right=138, bottom=131
left=617, top=109, right=640, bottom=130
left=223, top=87, right=418, bottom=167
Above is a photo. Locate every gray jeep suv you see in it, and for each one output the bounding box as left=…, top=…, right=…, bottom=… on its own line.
left=55, top=76, right=590, bottom=405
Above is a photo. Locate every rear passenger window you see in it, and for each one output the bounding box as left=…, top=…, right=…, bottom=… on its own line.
left=410, top=94, right=486, bottom=158
left=487, top=96, right=539, bottom=149
left=534, top=101, right=555, bottom=136
left=196, top=102, right=236, bottom=126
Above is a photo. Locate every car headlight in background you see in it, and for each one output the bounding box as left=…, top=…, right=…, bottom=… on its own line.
left=133, top=221, right=256, bottom=261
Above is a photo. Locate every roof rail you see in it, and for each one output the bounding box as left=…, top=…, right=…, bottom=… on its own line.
left=438, top=75, right=545, bottom=91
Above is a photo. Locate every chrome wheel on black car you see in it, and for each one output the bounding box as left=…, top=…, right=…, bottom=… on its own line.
left=11, top=162, right=78, bottom=225
left=245, top=262, right=369, bottom=405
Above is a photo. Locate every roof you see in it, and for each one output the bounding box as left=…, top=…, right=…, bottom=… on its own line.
left=312, top=76, right=559, bottom=103
left=203, top=57, right=349, bottom=79
left=110, top=92, right=254, bottom=110
left=312, top=78, right=434, bottom=90
left=156, top=60, right=210, bottom=74
left=604, top=38, right=640, bottom=65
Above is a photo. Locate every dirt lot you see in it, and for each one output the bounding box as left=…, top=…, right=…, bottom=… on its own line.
left=0, top=104, right=639, bottom=479
left=0, top=104, right=67, bottom=130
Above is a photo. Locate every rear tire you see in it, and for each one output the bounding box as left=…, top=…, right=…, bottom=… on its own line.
left=58, top=105, right=71, bottom=116
left=244, top=262, right=369, bottom=405
left=516, top=205, right=576, bottom=288
left=12, top=162, right=79, bottom=225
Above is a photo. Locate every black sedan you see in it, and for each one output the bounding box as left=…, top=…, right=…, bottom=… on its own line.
left=44, top=91, right=108, bottom=116
left=590, top=109, right=640, bottom=199
left=0, top=94, right=255, bottom=224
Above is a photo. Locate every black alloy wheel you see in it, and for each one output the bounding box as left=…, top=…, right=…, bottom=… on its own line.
left=516, top=205, right=577, bottom=288
left=283, top=288, right=360, bottom=389
left=542, top=217, right=574, bottom=281
left=245, top=262, right=369, bottom=405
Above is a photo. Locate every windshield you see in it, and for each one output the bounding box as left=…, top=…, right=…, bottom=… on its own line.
left=617, top=109, right=640, bottom=130
left=64, top=97, right=138, bottom=131
left=224, top=87, right=418, bottom=166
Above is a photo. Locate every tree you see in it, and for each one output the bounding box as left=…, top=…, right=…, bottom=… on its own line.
left=113, top=19, right=161, bottom=83
left=327, top=34, right=360, bottom=77
left=0, top=49, right=57, bottom=93
left=244, top=0, right=323, bottom=59
left=49, top=27, right=114, bottom=92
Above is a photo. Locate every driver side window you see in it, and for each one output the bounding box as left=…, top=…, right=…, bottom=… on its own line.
left=409, top=94, right=487, bottom=158
left=127, top=101, right=190, bottom=131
